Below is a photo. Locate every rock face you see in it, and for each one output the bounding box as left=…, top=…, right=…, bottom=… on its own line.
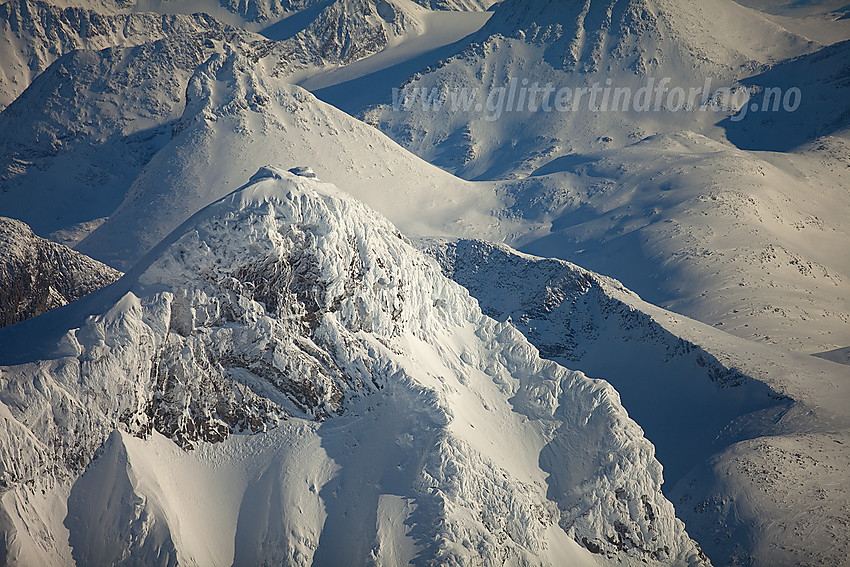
left=0, top=168, right=707, bottom=566
left=0, top=217, right=121, bottom=327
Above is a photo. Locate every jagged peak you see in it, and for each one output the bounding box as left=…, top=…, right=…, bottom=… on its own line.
left=0, top=170, right=707, bottom=564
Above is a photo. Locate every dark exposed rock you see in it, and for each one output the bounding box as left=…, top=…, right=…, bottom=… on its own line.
left=0, top=217, right=122, bottom=327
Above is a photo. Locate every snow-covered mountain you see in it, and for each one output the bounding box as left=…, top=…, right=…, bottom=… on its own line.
left=0, top=32, right=231, bottom=237
left=343, top=0, right=850, bottom=355
left=2, top=0, right=843, bottom=358
left=510, top=131, right=850, bottom=354
left=67, top=44, right=515, bottom=270
left=1, top=0, right=847, bottom=565
left=0, top=168, right=708, bottom=566
left=0, top=0, right=489, bottom=115
left=424, top=237, right=850, bottom=566
left=271, top=0, right=427, bottom=66
left=0, top=32, right=503, bottom=248
left=359, top=0, right=819, bottom=177
left=0, top=0, right=230, bottom=110
left=0, top=217, right=121, bottom=327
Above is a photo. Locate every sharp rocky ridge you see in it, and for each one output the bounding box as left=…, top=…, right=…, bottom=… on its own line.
left=0, top=217, right=122, bottom=327
left=0, top=167, right=708, bottom=566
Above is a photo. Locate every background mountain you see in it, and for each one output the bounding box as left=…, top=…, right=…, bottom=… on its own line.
left=359, top=0, right=819, bottom=176
left=0, top=0, right=229, bottom=110
left=69, top=44, right=515, bottom=270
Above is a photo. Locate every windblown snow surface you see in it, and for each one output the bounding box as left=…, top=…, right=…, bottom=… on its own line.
left=0, top=169, right=708, bottom=566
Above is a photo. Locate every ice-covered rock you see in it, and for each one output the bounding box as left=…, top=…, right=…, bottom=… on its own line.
left=0, top=169, right=707, bottom=565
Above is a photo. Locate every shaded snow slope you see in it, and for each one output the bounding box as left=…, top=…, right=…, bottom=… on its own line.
left=426, top=238, right=850, bottom=566
left=295, top=4, right=492, bottom=98
left=721, top=39, right=850, bottom=151
left=0, top=168, right=707, bottom=565
left=813, top=345, right=850, bottom=365
left=0, top=217, right=121, bottom=327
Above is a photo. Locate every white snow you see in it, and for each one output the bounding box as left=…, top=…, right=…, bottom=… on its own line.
left=425, top=237, right=850, bottom=567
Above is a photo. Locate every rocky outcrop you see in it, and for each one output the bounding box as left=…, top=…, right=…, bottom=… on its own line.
left=0, top=217, right=121, bottom=327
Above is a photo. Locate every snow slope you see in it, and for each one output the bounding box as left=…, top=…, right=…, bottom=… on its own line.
left=510, top=131, right=850, bottom=355
left=0, top=168, right=707, bottom=565
left=0, top=31, right=515, bottom=250
left=425, top=237, right=850, bottom=566
left=0, top=33, right=230, bottom=238
left=0, top=217, right=121, bottom=327
left=358, top=0, right=817, bottom=176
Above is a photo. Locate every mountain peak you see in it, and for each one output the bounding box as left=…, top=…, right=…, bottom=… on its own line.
left=0, top=172, right=707, bottom=565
